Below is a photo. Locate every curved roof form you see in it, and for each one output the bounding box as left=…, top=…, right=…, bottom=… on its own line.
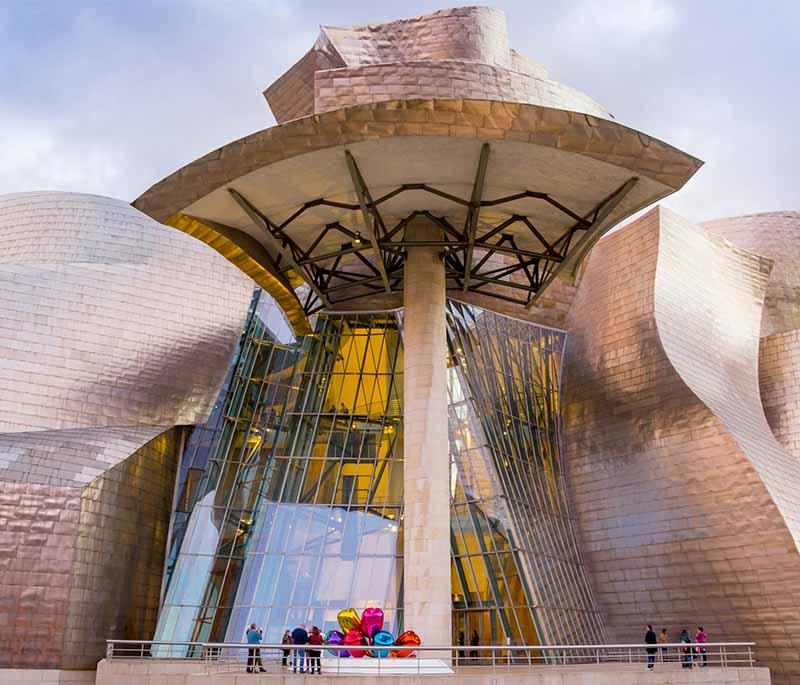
left=264, top=6, right=610, bottom=123
left=0, top=191, right=252, bottom=494
left=702, top=211, right=800, bottom=337
left=135, top=7, right=702, bottom=329
left=0, top=191, right=253, bottom=433
left=135, top=98, right=701, bottom=328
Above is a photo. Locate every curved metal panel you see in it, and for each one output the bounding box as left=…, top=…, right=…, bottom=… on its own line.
left=265, top=7, right=607, bottom=122
left=654, top=207, right=800, bottom=546
left=0, top=191, right=254, bottom=433
left=759, top=329, right=800, bottom=459
left=700, top=211, right=800, bottom=461
left=562, top=206, right=800, bottom=683
left=166, top=213, right=311, bottom=336
left=0, top=428, right=181, bottom=670
left=702, top=211, right=800, bottom=337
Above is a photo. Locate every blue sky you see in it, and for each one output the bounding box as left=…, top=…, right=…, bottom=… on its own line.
left=1, top=0, right=797, bottom=222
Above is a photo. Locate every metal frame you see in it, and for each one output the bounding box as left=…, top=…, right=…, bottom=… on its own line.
left=218, top=149, right=639, bottom=315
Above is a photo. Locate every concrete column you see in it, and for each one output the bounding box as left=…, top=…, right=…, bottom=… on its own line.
left=402, top=219, right=451, bottom=649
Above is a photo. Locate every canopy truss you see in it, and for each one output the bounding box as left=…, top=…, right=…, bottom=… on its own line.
left=193, top=150, right=638, bottom=316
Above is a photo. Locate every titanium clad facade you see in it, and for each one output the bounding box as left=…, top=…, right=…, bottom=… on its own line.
left=155, top=292, right=604, bottom=647
left=0, top=428, right=181, bottom=669
left=0, top=191, right=254, bottom=670
left=561, top=207, right=800, bottom=683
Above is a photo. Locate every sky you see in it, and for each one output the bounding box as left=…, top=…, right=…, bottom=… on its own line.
left=1, top=0, right=798, bottom=223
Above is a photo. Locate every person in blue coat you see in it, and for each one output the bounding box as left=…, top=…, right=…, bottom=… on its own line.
left=246, top=623, right=266, bottom=673
left=291, top=624, right=309, bottom=673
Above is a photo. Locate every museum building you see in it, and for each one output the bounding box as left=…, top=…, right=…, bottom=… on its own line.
left=1, top=6, right=799, bottom=683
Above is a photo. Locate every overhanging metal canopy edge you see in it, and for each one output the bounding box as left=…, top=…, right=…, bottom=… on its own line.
left=163, top=211, right=312, bottom=336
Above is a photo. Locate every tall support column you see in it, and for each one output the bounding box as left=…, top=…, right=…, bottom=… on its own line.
left=403, top=219, right=451, bottom=649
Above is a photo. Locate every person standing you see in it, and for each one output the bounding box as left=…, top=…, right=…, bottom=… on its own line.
left=281, top=629, right=292, bottom=667
left=644, top=625, right=657, bottom=670
left=469, top=629, right=479, bottom=662
left=695, top=626, right=708, bottom=667
left=291, top=623, right=309, bottom=673
left=245, top=623, right=266, bottom=673
left=658, top=628, right=669, bottom=662
left=680, top=629, right=693, bottom=668
left=307, top=626, right=324, bottom=674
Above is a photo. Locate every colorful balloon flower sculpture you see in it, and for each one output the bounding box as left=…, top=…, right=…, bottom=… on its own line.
left=360, top=606, right=384, bottom=638
left=344, top=627, right=368, bottom=658
left=370, top=630, right=395, bottom=658
left=391, top=630, right=422, bottom=658
left=336, top=608, right=361, bottom=633
left=324, top=629, right=346, bottom=657
left=323, top=606, right=421, bottom=658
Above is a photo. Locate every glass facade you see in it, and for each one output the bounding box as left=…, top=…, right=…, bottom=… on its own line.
left=156, top=290, right=603, bottom=649
left=447, top=303, right=604, bottom=646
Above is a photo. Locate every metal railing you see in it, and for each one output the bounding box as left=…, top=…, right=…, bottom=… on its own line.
left=106, top=640, right=756, bottom=675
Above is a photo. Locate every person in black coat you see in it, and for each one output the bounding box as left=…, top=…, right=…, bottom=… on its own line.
left=644, top=625, right=657, bottom=670
left=680, top=629, right=693, bottom=668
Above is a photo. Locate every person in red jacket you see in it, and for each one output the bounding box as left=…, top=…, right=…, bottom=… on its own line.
left=307, top=626, right=324, bottom=674
left=695, top=627, right=708, bottom=667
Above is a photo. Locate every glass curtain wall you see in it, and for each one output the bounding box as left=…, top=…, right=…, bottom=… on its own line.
left=155, top=291, right=603, bottom=648
left=447, top=302, right=605, bottom=645
left=157, top=297, right=403, bottom=646
left=223, top=312, right=404, bottom=643
left=156, top=293, right=299, bottom=646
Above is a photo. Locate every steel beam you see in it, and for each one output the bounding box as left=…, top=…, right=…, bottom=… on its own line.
left=344, top=150, right=392, bottom=294
left=462, top=143, right=491, bottom=292
left=527, top=177, right=638, bottom=307
left=227, top=187, right=331, bottom=308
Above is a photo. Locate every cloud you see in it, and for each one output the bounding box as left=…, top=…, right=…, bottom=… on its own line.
left=561, top=0, right=677, bottom=43
left=0, top=0, right=796, bottom=225
left=0, top=112, right=121, bottom=194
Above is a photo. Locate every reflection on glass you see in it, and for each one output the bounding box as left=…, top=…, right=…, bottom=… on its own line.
left=155, top=291, right=603, bottom=652
left=447, top=302, right=604, bottom=646
left=156, top=297, right=403, bottom=648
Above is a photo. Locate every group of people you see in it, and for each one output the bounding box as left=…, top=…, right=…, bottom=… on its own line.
left=244, top=623, right=324, bottom=674
left=283, top=624, right=325, bottom=674
left=456, top=629, right=482, bottom=660
left=644, top=625, right=708, bottom=670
